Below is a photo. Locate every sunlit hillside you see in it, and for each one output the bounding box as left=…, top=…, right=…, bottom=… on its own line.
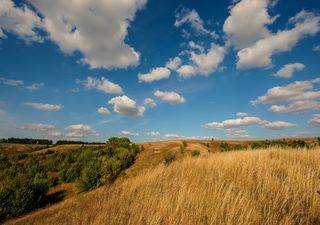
left=6, top=146, right=320, bottom=225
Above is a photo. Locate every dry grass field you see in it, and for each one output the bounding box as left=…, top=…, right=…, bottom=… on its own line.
left=6, top=145, right=320, bottom=225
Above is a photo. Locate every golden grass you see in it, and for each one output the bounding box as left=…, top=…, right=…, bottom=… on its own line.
left=7, top=147, right=320, bottom=225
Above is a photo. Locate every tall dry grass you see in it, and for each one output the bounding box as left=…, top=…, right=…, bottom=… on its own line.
left=7, top=147, right=320, bottom=225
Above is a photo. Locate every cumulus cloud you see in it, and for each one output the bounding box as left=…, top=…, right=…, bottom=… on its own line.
left=252, top=78, right=320, bottom=113
left=65, top=124, right=97, bottom=138
left=20, top=123, right=55, bottom=131
left=308, top=114, right=320, bottom=127
left=237, top=10, right=320, bottom=69
left=203, top=116, right=296, bottom=131
left=0, top=77, right=24, bottom=86
left=236, top=112, right=249, bottom=117
left=83, top=76, right=123, bottom=94
left=0, top=0, right=44, bottom=42
left=138, top=67, right=170, bottom=83
left=97, top=107, right=111, bottom=115
left=144, top=98, right=156, bottom=107
left=174, top=7, right=213, bottom=36
left=146, top=131, right=161, bottom=136
left=262, top=121, right=297, bottom=129
left=165, top=57, right=182, bottom=71
left=108, top=95, right=145, bottom=117
left=154, top=90, right=186, bottom=105
left=177, top=43, right=225, bottom=78
left=225, top=129, right=250, bottom=139
left=1, top=0, right=146, bottom=69
left=25, top=102, right=63, bottom=111
left=275, top=63, right=305, bottom=78
left=25, top=83, right=44, bottom=91
left=224, top=0, right=277, bottom=50
left=203, top=116, right=263, bottom=129
left=120, top=130, right=139, bottom=137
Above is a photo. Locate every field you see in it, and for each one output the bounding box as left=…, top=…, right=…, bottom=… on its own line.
left=3, top=139, right=320, bottom=225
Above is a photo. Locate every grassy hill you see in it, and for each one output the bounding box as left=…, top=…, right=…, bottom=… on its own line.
left=4, top=140, right=320, bottom=225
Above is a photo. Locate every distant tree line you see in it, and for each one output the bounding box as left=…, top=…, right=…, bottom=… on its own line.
left=0, top=138, right=53, bottom=145
left=54, top=140, right=105, bottom=145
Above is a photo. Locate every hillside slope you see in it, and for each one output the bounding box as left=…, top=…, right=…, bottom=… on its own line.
left=6, top=146, right=320, bottom=225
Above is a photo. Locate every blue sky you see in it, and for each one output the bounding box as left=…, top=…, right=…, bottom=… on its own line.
left=0, top=0, right=320, bottom=142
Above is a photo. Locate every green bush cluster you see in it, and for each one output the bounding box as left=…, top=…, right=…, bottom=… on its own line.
left=163, top=152, right=176, bottom=165
left=191, top=150, right=200, bottom=157
left=0, top=137, right=140, bottom=221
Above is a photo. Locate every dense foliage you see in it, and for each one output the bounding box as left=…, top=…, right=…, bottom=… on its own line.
left=0, top=138, right=53, bottom=145
left=0, top=137, right=142, bottom=222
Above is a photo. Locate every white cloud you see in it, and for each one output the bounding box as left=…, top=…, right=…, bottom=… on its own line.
left=174, top=7, right=212, bottom=36
left=177, top=43, right=225, bottom=78
left=0, top=77, right=24, bottom=86
left=25, top=102, right=63, bottom=111
left=120, top=130, right=139, bottom=137
left=164, top=134, right=183, bottom=139
left=203, top=116, right=263, bottom=129
left=252, top=78, right=320, bottom=113
left=225, top=129, right=250, bottom=139
left=275, top=63, right=305, bottom=78
left=224, top=0, right=277, bottom=49
left=237, top=11, right=320, bottom=69
left=262, top=121, right=297, bottom=130
left=144, top=98, right=156, bottom=107
left=20, top=123, right=55, bottom=131
left=25, top=83, right=44, bottom=91
left=1, top=0, right=146, bottom=69
left=65, top=124, right=97, bottom=138
left=0, top=0, right=44, bottom=42
left=138, top=67, right=170, bottom=83
left=269, top=100, right=320, bottom=113
left=236, top=112, right=249, bottom=117
left=83, top=76, right=123, bottom=94
left=108, top=95, right=145, bottom=117
left=308, top=114, right=320, bottom=127
left=146, top=131, right=161, bottom=136
left=188, top=41, right=204, bottom=52
left=203, top=116, right=296, bottom=131
left=97, top=107, right=111, bottom=115
left=165, top=57, right=182, bottom=71
left=154, top=90, right=186, bottom=105
left=47, top=131, right=62, bottom=137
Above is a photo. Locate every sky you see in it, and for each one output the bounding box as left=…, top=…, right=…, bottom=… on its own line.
left=0, top=0, right=320, bottom=142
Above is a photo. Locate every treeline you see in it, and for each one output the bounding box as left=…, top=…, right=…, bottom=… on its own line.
left=55, top=140, right=105, bottom=145
left=0, top=137, right=143, bottom=222
left=0, top=138, right=52, bottom=145
left=0, top=138, right=104, bottom=145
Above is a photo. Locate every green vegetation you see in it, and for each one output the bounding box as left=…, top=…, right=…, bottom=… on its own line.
left=191, top=150, right=200, bottom=157
left=182, top=140, right=187, bottom=147
left=0, top=138, right=52, bottom=145
left=0, top=137, right=140, bottom=222
left=163, top=152, right=176, bottom=165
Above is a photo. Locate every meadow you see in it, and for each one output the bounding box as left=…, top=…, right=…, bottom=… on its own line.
left=2, top=138, right=320, bottom=225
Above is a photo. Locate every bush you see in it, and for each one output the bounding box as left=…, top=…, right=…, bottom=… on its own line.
left=182, top=140, right=187, bottom=147
left=163, top=152, right=176, bottom=165
left=180, top=145, right=185, bottom=153
left=0, top=173, right=50, bottom=221
left=191, top=150, right=200, bottom=157
left=77, top=161, right=102, bottom=192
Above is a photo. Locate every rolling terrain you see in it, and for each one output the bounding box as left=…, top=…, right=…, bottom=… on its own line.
left=3, top=139, right=320, bottom=225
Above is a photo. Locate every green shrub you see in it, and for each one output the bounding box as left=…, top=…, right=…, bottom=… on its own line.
left=180, top=145, right=185, bottom=153
left=191, top=150, right=200, bottom=157
left=0, top=173, right=50, bottom=221
left=182, top=140, right=187, bottom=147
left=77, top=161, right=102, bottom=192
left=163, top=152, right=176, bottom=165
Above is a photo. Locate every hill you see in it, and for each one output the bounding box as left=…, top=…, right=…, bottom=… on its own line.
left=5, top=142, right=320, bottom=225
